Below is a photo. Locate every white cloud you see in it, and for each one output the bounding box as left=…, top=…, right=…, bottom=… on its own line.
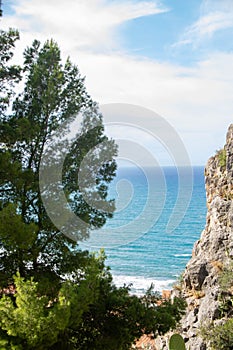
left=1, top=0, right=233, bottom=165
left=180, top=12, right=233, bottom=46
left=75, top=50, right=233, bottom=164
left=4, top=0, right=166, bottom=53
left=174, top=0, right=233, bottom=47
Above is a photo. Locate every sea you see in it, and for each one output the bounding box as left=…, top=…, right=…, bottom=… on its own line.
left=80, top=166, right=207, bottom=296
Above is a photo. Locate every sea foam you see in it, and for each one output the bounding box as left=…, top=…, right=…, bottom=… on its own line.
left=112, top=274, right=175, bottom=296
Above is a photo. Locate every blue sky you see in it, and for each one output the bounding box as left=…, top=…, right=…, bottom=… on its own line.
left=119, top=0, right=202, bottom=65
left=1, top=0, right=233, bottom=165
left=119, top=0, right=233, bottom=66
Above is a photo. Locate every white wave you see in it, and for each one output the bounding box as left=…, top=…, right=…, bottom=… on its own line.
left=112, top=274, right=175, bottom=296
left=174, top=253, right=191, bottom=257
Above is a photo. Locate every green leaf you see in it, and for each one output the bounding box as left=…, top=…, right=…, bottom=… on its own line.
left=169, top=334, right=186, bottom=350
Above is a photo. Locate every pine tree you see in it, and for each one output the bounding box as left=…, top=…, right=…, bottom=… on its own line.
left=0, top=35, right=117, bottom=288
left=0, top=30, right=186, bottom=350
left=0, top=28, right=21, bottom=116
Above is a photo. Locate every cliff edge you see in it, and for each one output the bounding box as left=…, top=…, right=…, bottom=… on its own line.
left=156, top=124, right=233, bottom=350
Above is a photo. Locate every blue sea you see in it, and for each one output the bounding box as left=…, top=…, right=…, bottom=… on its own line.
left=81, top=166, right=207, bottom=295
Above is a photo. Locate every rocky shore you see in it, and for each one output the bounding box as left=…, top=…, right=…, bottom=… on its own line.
left=155, top=124, right=233, bottom=350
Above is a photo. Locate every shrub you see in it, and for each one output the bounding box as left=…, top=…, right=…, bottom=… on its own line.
left=216, top=148, right=227, bottom=169
left=219, top=261, right=233, bottom=292
left=200, top=319, right=233, bottom=350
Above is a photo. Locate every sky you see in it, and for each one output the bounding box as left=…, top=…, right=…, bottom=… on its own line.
left=1, top=0, right=233, bottom=165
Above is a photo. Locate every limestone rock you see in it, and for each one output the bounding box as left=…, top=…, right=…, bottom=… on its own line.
left=180, top=124, right=233, bottom=349
left=156, top=124, right=233, bottom=349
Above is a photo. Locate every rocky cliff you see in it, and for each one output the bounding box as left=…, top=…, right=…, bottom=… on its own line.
left=156, top=124, right=233, bottom=350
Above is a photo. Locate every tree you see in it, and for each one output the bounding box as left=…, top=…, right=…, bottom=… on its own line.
left=0, top=28, right=21, bottom=116
left=0, top=30, right=186, bottom=349
left=0, top=35, right=117, bottom=289
left=0, top=256, right=186, bottom=350
left=0, top=273, right=70, bottom=350
left=0, top=253, right=109, bottom=350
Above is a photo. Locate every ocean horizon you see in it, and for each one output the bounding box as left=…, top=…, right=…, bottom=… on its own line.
left=80, top=166, right=207, bottom=295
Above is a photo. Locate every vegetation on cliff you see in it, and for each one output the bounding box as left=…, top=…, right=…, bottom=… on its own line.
left=216, top=148, right=227, bottom=169
left=173, top=125, right=233, bottom=350
left=155, top=125, right=233, bottom=350
left=200, top=259, right=233, bottom=350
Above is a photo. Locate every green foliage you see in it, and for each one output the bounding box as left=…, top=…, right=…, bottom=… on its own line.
left=141, top=284, right=187, bottom=335
left=0, top=254, right=109, bottom=350
left=216, top=148, right=227, bottom=169
left=219, top=260, right=233, bottom=292
left=0, top=29, right=185, bottom=350
left=0, top=203, right=38, bottom=249
left=59, top=281, right=186, bottom=350
left=169, top=334, right=186, bottom=350
left=0, top=258, right=187, bottom=350
left=0, top=273, right=70, bottom=349
left=0, top=28, right=21, bottom=116
left=0, top=32, right=117, bottom=288
left=217, top=260, right=233, bottom=318
left=200, top=260, right=233, bottom=349
left=200, top=319, right=233, bottom=350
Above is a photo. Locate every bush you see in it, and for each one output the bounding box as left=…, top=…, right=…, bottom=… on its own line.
left=219, top=261, right=233, bottom=292
left=200, top=319, right=233, bottom=350
left=216, top=148, right=227, bottom=169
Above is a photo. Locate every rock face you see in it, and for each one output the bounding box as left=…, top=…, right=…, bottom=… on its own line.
left=156, top=124, right=233, bottom=350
